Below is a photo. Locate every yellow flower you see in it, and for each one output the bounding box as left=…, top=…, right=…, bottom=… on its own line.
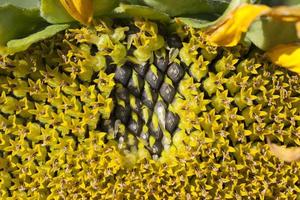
left=266, top=43, right=300, bottom=74
left=205, top=3, right=300, bottom=74
left=59, top=0, right=93, bottom=25
left=206, top=4, right=270, bottom=47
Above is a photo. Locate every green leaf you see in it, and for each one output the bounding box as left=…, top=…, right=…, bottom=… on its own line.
left=0, top=0, right=39, bottom=9
left=246, top=17, right=300, bottom=50
left=114, top=4, right=170, bottom=22
left=261, top=0, right=300, bottom=6
left=41, top=0, right=119, bottom=23
left=143, top=0, right=231, bottom=17
left=2, top=24, right=69, bottom=55
left=0, top=4, right=47, bottom=45
left=175, top=0, right=247, bottom=28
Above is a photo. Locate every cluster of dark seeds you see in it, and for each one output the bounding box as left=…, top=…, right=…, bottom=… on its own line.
left=103, top=55, right=187, bottom=156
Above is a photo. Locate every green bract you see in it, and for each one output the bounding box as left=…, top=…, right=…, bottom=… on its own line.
left=143, top=0, right=228, bottom=16
left=114, top=4, right=170, bottom=22
left=40, top=0, right=74, bottom=24
left=0, top=0, right=69, bottom=55
left=0, top=0, right=39, bottom=9
left=0, top=3, right=46, bottom=45
left=247, top=16, right=300, bottom=50
left=5, top=24, right=69, bottom=54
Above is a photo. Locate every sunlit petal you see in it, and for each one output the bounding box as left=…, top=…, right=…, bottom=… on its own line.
left=266, top=43, right=300, bottom=75
left=268, top=137, right=300, bottom=162
left=206, top=4, right=270, bottom=47
left=59, top=0, right=93, bottom=25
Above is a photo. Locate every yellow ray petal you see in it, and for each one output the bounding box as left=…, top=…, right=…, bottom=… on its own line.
left=267, top=138, right=300, bottom=162
left=59, top=0, right=93, bottom=25
left=206, top=4, right=270, bottom=47
left=266, top=43, right=300, bottom=75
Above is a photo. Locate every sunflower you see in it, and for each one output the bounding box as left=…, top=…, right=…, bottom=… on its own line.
left=0, top=0, right=300, bottom=199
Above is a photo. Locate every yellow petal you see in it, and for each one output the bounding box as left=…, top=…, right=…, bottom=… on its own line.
left=59, top=0, right=93, bottom=25
left=206, top=4, right=270, bottom=47
left=266, top=43, right=300, bottom=75
left=267, top=137, right=300, bottom=162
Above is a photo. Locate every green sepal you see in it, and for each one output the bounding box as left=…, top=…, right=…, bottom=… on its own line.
left=0, top=3, right=47, bottom=45
left=0, top=0, right=39, bottom=9
left=143, top=0, right=229, bottom=17
left=114, top=4, right=170, bottom=22
left=1, top=24, right=69, bottom=55
left=246, top=17, right=300, bottom=50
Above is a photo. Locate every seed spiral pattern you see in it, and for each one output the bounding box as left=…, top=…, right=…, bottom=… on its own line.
left=0, top=19, right=300, bottom=199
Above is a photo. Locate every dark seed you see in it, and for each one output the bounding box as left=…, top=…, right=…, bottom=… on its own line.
left=141, top=107, right=153, bottom=124
left=114, top=105, right=131, bottom=124
left=167, top=35, right=183, bottom=48
left=159, top=83, right=175, bottom=103
left=157, top=23, right=167, bottom=37
left=118, top=136, right=126, bottom=146
left=127, top=73, right=144, bottom=97
left=155, top=56, right=169, bottom=72
left=149, top=121, right=163, bottom=139
left=167, top=63, right=185, bottom=83
left=126, top=25, right=140, bottom=35
left=90, top=44, right=98, bottom=56
left=140, top=131, right=149, bottom=141
left=130, top=97, right=142, bottom=114
left=128, top=117, right=143, bottom=136
left=145, top=67, right=163, bottom=90
left=115, top=86, right=129, bottom=103
left=105, top=56, right=114, bottom=72
left=99, top=119, right=114, bottom=132
left=127, top=46, right=136, bottom=56
left=154, top=100, right=167, bottom=119
left=165, top=111, right=179, bottom=133
left=141, top=88, right=158, bottom=109
left=151, top=141, right=163, bottom=155
left=114, top=65, right=132, bottom=86
left=114, top=120, right=125, bottom=136
left=134, top=62, right=149, bottom=76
